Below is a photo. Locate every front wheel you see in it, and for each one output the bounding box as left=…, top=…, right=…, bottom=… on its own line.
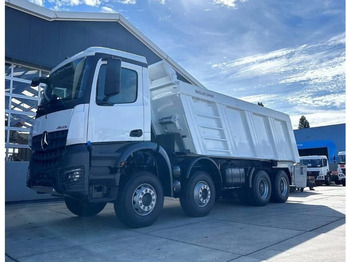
left=180, top=171, right=216, bottom=217
left=271, top=171, right=290, bottom=203
left=249, top=170, right=271, bottom=206
left=65, top=197, right=106, bottom=217
left=114, top=171, right=164, bottom=228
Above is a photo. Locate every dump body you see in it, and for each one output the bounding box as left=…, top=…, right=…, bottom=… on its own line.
left=149, top=62, right=299, bottom=164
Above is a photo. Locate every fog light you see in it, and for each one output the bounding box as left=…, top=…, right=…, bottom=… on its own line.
left=68, top=171, right=81, bottom=182
left=64, top=167, right=85, bottom=182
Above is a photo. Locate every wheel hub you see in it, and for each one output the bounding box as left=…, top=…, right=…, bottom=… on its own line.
left=279, top=177, right=288, bottom=196
left=259, top=178, right=269, bottom=199
left=132, top=184, right=157, bottom=216
left=194, top=181, right=211, bottom=207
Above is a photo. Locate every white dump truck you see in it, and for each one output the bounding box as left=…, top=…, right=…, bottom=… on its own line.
left=27, top=47, right=301, bottom=228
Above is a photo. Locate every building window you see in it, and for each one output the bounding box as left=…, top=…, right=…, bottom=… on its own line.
left=5, top=62, right=49, bottom=161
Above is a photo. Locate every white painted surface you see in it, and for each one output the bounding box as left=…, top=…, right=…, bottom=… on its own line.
left=87, top=60, right=146, bottom=143
left=150, top=61, right=299, bottom=163
left=32, top=109, right=72, bottom=136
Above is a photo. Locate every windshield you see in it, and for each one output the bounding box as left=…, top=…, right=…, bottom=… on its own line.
left=36, top=57, right=92, bottom=118
left=301, top=159, right=325, bottom=167
left=40, top=57, right=88, bottom=105
left=338, top=154, right=346, bottom=164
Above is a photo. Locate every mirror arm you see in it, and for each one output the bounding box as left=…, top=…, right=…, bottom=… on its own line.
left=31, top=77, right=50, bottom=87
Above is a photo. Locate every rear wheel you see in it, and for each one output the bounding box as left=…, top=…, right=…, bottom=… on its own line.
left=342, top=179, right=346, bottom=186
left=65, top=197, right=106, bottom=217
left=249, top=170, right=271, bottom=206
left=271, top=171, right=290, bottom=203
left=180, top=171, right=216, bottom=217
left=114, top=171, right=164, bottom=228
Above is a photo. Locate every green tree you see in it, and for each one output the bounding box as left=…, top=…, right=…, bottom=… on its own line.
left=298, top=115, right=310, bottom=129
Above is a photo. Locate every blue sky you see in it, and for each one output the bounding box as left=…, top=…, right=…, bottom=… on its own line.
left=29, top=0, right=345, bottom=129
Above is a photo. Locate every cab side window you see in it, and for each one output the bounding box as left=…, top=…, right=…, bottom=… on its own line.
left=322, top=159, right=327, bottom=167
left=96, top=65, right=138, bottom=104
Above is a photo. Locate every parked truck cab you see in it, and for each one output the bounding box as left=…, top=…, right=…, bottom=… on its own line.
left=338, top=151, right=346, bottom=175
left=27, top=47, right=302, bottom=228
left=300, top=155, right=331, bottom=186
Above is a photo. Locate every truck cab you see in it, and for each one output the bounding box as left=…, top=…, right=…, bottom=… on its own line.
left=300, top=155, right=331, bottom=186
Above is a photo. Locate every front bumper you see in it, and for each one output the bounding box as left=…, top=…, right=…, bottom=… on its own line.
left=27, top=144, right=90, bottom=196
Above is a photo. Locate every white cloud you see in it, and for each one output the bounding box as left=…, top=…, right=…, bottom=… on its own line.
left=29, top=0, right=44, bottom=6
left=158, top=15, right=171, bottom=21
left=239, top=94, right=279, bottom=104
left=46, top=0, right=108, bottom=10
left=213, top=0, right=247, bottom=8
left=286, top=93, right=345, bottom=108
left=205, top=33, right=345, bottom=128
left=101, top=6, right=117, bottom=13
left=118, top=0, right=136, bottom=4
left=290, top=109, right=345, bottom=129
left=84, top=0, right=101, bottom=7
left=212, top=33, right=345, bottom=90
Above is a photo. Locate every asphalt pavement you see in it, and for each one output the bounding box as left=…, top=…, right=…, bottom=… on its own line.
left=5, top=186, right=346, bottom=262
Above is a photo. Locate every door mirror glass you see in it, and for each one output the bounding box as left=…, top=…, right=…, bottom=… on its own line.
left=104, top=58, right=121, bottom=98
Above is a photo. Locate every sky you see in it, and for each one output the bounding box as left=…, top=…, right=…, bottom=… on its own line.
left=27, top=0, right=346, bottom=129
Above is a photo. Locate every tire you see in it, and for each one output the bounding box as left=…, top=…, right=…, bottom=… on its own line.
left=342, top=179, right=346, bottom=186
left=249, top=170, right=271, bottom=206
left=300, top=188, right=304, bottom=192
left=325, top=175, right=331, bottom=186
left=180, top=171, right=216, bottom=217
left=271, top=171, right=290, bottom=203
left=114, top=171, right=164, bottom=228
left=65, top=197, right=106, bottom=217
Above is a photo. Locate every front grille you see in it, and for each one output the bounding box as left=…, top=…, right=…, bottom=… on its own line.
left=31, top=130, right=68, bottom=169
left=307, top=171, right=320, bottom=178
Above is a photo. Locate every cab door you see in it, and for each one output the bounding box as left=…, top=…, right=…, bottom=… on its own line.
left=87, top=59, right=144, bottom=143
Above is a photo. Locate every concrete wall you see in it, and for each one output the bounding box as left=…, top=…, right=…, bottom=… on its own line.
left=5, top=162, right=55, bottom=202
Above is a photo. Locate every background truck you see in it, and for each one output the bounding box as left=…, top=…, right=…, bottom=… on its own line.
left=27, top=47, right=302, bottom=228
left=338, top=151, right=346, bottom=175
left=300, top=155, right=331, bottom=186
left=300, top=155, right=345, bottom=187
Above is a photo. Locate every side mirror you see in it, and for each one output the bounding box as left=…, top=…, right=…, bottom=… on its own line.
left=31, top=77, right=50, bottom=87
left=104, top=58, right=121, bottom=98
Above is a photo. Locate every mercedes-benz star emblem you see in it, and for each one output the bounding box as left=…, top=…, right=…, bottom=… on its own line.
left=41, top=131, right=49, bottom=150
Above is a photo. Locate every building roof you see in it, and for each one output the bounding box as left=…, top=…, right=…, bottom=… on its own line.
left=5, top=0, right=205, bottom=88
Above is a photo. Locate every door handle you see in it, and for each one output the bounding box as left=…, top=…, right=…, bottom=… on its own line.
left=130, top=129, right=143, bottom=137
